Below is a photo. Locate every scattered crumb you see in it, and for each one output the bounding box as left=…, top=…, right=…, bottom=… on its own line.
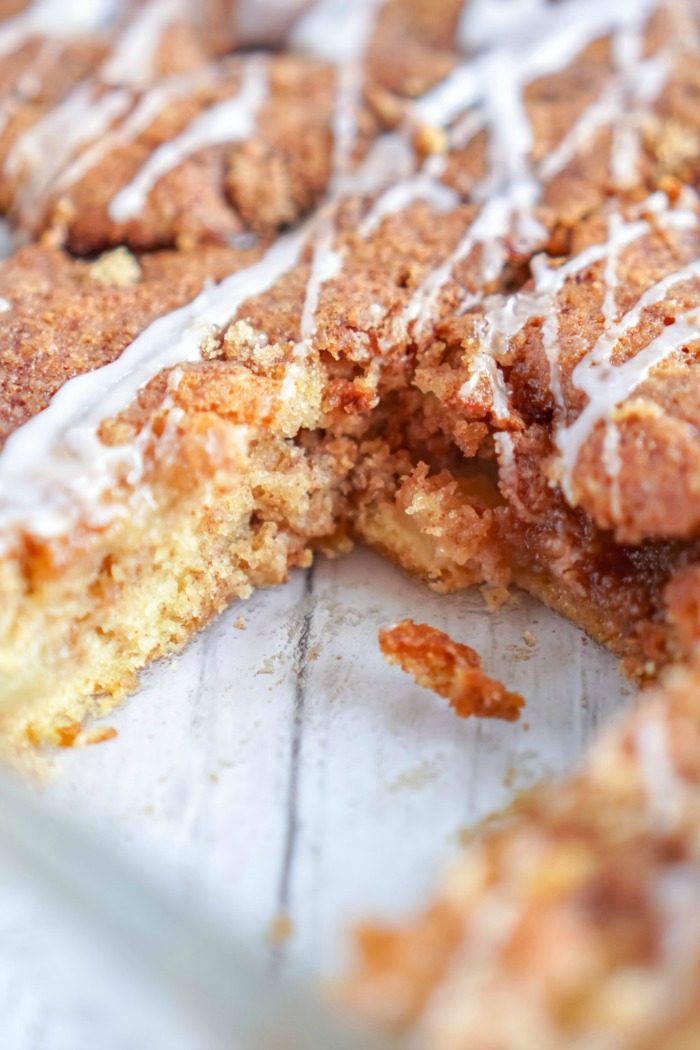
left=379, top=619, right=525, bottom=722
left=307, top=645, right=320, bottom=662
left=480, top=583, right=512, bottom=611
left=89, top=246, right=142, bottom=287
left=457, top=800, right=523, bottom=847
left=509, top=643, right=536, bottom=662
left=208, top=771, right=219, bottom=784
left=85, top=726, right=118, bottom=745
left=414, top=122, right=447, bottom=156
left=266, top=913, right=294, bottom=945
left=390, top=759, right=441, bottom=792
left=509, top=630, right=538, bottom=661
left=143, top=804, right=154, bottom=816
left=233, top=616, right=247, bottom=630
left=502, top=750, right=550, bottom=794
left=457, top=826, right=473, bottom=848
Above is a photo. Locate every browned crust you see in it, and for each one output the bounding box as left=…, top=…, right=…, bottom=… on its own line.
left=379, top=618, right=524, bottom=721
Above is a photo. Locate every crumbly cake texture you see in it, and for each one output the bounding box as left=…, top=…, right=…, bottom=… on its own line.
left=379, top=619, right=524, bottom=721
left=346, top=662, right=700, bottom=1049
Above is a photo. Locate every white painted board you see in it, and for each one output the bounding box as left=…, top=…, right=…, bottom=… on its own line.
left=0, top=548, right=630, bottom=1048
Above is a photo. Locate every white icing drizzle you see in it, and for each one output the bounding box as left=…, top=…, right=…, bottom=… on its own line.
left=558, top=302, right=700, bottom=499
left=291, top=0, right=384, bottom=63
left=459, top=347, right=513, bottom=426
left=2, top=0, right=201, bottom=220
left=398, top=0, right=664, bottom=349
left=475, top=49, right=543, bottom=247
left=601, top=420, right=623, bottom=520
left=108, top=56, right=269, bottom=224
left=0, top=35, right=65, bottom=144
left=412, top=58, right=484, bottom=131
left=401, top=205, right=488, bottom=336
left=457, top=0, right=549, bottom=53
left=540, top=312, right=564, bottom=414
left=478, top=196, right=700, bottom=502
left=600, top=210, right=623, bottom=515
left=493, top=433, right=536, bottom=520
left=51, top=65, right=221, bottom=198
left=299, top=211, right=341, bottom=340
left=100, top=0, right=185, bottom=89
left=358, top=153, right=455, bottom=238
left=634, top=707, right=685, bottom=833
left=417, top=0, right=658, bottom=131
left=609, top=15, right=671, bottom=188
left=294, top=0, right=384, bottom=342
left=601, top=212, right=622, bottom=328
left=536, top=6, right=671, bottom=187
left=0, top=297, right=10, bottom=312
left=7, top=82, right=132, bottom=222
left=0, top=0, right=117, bottom=57
left=329, top=58, right=365, bottom=195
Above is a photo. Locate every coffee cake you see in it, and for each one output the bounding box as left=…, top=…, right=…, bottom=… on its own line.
left=4, top=0, right=700, bottom=1044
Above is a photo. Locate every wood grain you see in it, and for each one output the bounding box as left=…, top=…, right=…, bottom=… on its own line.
left=0, top=549, right=628, bottom=1047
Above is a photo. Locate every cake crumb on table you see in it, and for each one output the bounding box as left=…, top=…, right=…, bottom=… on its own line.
left=379, top=619, right=525, bottom=722
left=85, top=726, right=118, bottom=746
left=266, top=913, right=294, bottom=945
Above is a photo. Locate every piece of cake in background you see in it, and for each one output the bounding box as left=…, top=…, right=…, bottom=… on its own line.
left=345, top=660, right=700, bottom=1049
left=8, top=53, right=389, bottom=254
left=196, top=0, right=465, bottom=96
left=0, top=0, right=216, bottom=226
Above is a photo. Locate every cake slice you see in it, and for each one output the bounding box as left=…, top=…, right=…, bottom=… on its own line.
left=418, top=190, right=700, bottom=675
left=4, top=0, right=700, bottom=749
left=0, top=239, right=355, bottom=746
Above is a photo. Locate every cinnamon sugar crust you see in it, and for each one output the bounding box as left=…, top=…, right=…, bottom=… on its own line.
left=16, top=55, right=387, bottom=254
left=0, top=243, right=256, bottom=445
left=0, top=2, right=216, bottom=217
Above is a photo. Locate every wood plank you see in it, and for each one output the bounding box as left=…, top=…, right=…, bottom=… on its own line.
left=0, top=549, right=628, bottom=1045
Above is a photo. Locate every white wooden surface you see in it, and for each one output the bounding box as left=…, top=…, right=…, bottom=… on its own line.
left=0, top=548, right=630, bottom=1048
